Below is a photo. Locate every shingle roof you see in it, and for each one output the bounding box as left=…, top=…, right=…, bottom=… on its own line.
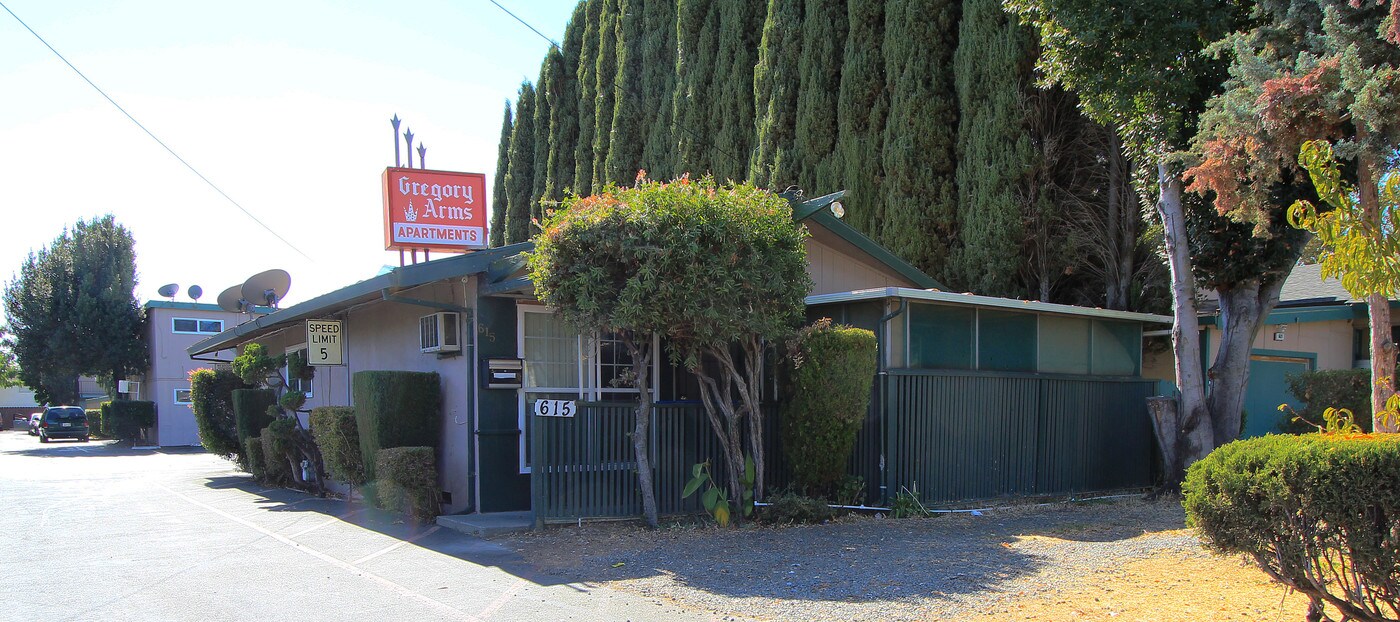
left=1278, top=262, right=1356, bottom=303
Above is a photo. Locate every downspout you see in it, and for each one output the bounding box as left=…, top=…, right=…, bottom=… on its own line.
left=876, top=298, right=907, bottom=505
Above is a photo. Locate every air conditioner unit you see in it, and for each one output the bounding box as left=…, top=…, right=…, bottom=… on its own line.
left=420, top=312, right=461, bottom=354
left=117, top=380, right=141, bottom=396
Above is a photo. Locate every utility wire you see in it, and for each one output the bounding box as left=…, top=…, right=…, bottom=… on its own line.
left=0, top=1, right=314, bottom=262
left=486, top=0, right=748, bottom=172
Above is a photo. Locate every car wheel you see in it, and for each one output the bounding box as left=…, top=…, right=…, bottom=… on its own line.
left=80, top=436, right=89, bottom=442
left=39, top=433, right=49, bottom=443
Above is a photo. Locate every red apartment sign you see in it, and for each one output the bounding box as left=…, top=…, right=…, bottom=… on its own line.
left=382, top=168, right=488, bottom=252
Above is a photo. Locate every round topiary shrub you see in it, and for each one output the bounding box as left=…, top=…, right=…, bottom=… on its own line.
left=780, top=319, right=877, bottom=497
left=1183, top=434, right=1400, bottom=619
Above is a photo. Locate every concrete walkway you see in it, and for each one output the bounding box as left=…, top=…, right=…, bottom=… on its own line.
left=0, top=431, right=740, bottom=621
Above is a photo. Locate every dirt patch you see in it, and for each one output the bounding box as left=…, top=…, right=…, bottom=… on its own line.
left=500, top=498, right=1315, bottom=621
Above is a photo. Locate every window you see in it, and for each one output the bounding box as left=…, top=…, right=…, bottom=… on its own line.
left=174, top=388, right=193, bottom=404
left=285, top=348, right=313, bottom=398
left=172, top=318, right=224, bottom=335
left=1038, top=316, right=1091, bottom=374
left=978, top=310, right=1037, bottom=372
left=1090, top=319, right=1141, bottom=376
left=908, top=303, right=974, bottom=370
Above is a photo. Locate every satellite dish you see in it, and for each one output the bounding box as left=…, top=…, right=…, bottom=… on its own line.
left=241, top=269, right=291, bottom=309
left=187, top=285, right=203, bottom=302
left=158, top=283, right=179, bottom=299
left=216, top=285, right=247, bottom=313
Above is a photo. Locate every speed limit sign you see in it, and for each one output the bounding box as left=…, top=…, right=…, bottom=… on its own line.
left=305, top=320, right=344, bottom=366
left=533, top=399, right=576, bottom=418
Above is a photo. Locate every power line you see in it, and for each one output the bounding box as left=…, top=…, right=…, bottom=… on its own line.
left=0, top=1, right=314, bottom=262
left=486, top=1, right=748, bottom=172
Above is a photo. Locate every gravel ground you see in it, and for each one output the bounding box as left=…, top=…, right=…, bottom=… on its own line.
left=500, top=497, right=1218, bottom=621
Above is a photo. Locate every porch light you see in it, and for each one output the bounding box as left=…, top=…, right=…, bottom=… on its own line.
left=830, top=201, right=845, bottom=219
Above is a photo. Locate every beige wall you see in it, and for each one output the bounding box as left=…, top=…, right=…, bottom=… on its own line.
left=147, top=305, right=246, bottom=446
left=805, top=231, right=920, bottom=296
left=245, top=279, right=476, bottom=514
left=1141, top=317, right=1362, bottom=385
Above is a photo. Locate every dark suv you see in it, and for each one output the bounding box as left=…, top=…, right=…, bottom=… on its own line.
left=37, top=406, right=89, bottom=443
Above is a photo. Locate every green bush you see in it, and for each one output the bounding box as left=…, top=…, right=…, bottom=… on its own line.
left=1283, top=369, right=1372, bottom=433
left=375, top=447, right=439, bottom=523
left=85, top=409, right=103, bottom=438
left=760, top=492, right=834, bottom=525
left=261, top=424, right=292, bottom=485
left=245, top=434, right=267, bottom=481
left=232, top=389, right=277, bottom=456
left=105, top=400, right=156, bottom=443
left=1183, top=434, right=1400, bottom=618
left=352, top=371, right=441, bottom=482
left=189, top=368, right=250, bottom=460
left=310, top=406, right=365, bottom=485
left=780, top=320, right=877, bottom=496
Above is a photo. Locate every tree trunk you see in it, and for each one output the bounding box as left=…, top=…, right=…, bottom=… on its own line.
left=1207, top=278, right=1285, bottom=445
left=1155, top=163, right=1214, bottom=468
left=1358, top=154, right=1398, bottom=432
left=1146, top=396, right=1181, bottom=486
left=624, top=336, right=659, bottom=526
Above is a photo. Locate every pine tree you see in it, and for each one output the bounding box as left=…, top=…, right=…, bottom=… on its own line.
left=489, top=101, right=513, bottom=248
left=794, top=0, right=848, bottom=195
left=835, top=0, right=888, bottom=238
left=504, top=82, right=536, bottom=245
left=751, top=0, right=804, bottom=189
left=604, top=0, right=647, bottom=186
left=638, top=0, right=678, bottom=179
left=673, top=0, right=719, bottom=176
left=574, top=0, right=603, bottom=195
left=532, top=51, right=559, bottom=223
left=953, top=0, right=1035, bottom=297
left=547, top=4, right=586, bottom=200
left=880, top=0, right=960, bottom=283
left=591, top=0, right=620, bottom=190
left=710, top=0, right=764, bottom=183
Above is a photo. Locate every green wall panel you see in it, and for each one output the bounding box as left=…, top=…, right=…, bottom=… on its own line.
left=909, top=304, right=974, bottom=370
left=1091, top=320, right=1141, bottom=376
left=978, top=310, right=1037, bottom=372
left=1038, top=316, right=1090, bottom=374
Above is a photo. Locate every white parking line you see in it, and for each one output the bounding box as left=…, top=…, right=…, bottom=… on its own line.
left=157, top=483, right=478, bottom=621
left=288, top=509, right=366, bottom=538
left=351, top=525, right=442, bottom=565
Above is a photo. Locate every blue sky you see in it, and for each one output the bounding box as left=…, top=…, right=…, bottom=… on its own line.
left=0, top=0, right=576, bottom=308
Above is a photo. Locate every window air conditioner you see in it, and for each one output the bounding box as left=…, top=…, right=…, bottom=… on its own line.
left=118, top=380, right=141, bottom=396
left=420, top=312, right=461, bottom=354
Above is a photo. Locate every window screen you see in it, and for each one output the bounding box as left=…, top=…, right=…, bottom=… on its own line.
left=1091, top=319, right=1141, bottom=375
left=172, top=318, right=199, bottom=333
left=1038, top=315, right=1090, bottom=374
left=978, top=310, right=1037, bottom=372
left=908, top=304, right=973, bottom=370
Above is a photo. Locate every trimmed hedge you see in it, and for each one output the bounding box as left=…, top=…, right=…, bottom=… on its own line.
left=105, top=400, right=156, bottom=443
left=189, top=367, right=249, bottom=459
left=780, top=320, right=878, bottom=496
left=85, top=409, right=103, bottom=438
left=261, top=424, right=292, bottom=485
left=232, top=389, right=277, bottom=457
left=245, top=434, right=267, bottom=481
left=310, top=407, right=365, bottom=485
left=352, top=371, right=441, bottom=482
left=375, top=447, right=439, bottom=522
left=1183, top=434, right=1400, bottom=618
left=1283, top=369, right=1372, bottom=433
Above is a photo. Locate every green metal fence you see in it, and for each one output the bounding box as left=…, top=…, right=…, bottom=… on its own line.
left=883, top=369, right=1157, bottom=503
left=530, top=371, right=1157, bottom=520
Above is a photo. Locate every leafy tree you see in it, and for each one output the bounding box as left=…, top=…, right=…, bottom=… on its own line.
left=1187, top=0, right=1400, bottom=430
left=793, top=0, right=847, bottom=196
left=546, top=4, right=586, bottom=199
left=709, top=0, right=764, bottom=182
left=574, top=0, right=603, bottom=196
left=638, top=0, right=679, bottom=179
left=231, top=343, right=325, bottom=493
left=673, top=0, right=720, bottom=176
left=0, top=326, right=21, bottom=388
left=750, top=0, right=803, bottom=188
left=3, top=215, right=147, bottom=405
left=489, top=101, right=513, bottom=248
left=504, top=82, right=536, bottom=245
left=532, top=50, right=560, bottom=216
left=591, top=0, right=620, bottom=190
left=529, top=177, right=810, bottom=526
left=603, top=0, right=647, bottom=187
left=880, top=0, right=960, bottom=283
left=834, top=0, right=888, bottom=239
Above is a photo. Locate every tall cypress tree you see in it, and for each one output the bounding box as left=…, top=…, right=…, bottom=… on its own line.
left=603, top=0, right=647, bottom=186
left=574, top=0, right=603, bottom=196
left=835, top=0, right=888, bottom=238
left=672, top=0, right=720, bottom=177
left=504, top=82, right=536, bottom=245
left=751, top=0, right=804, bottom=189
left=547, top=4, right=586, bottom=200
left=709, top=0, right=764, bottom=183
left=794, top=0, right=848, bottom=195
left=489, top=101, right=513, bottom=248
left=638, top=0, right=678, bottom=179
left=532, top=51, right=559, bottom=222
left=880, top=0, right=960, bottom=283
left=591, top=0, right=620, bottom=190
left=952, top=0, right=1035, bottom=297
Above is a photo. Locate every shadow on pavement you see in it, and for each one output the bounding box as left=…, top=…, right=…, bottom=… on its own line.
left=200, top=474, right=578, bottom=589
left=3, top=438, right=210, bottom=458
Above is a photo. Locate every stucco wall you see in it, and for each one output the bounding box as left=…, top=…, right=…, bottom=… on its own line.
left=147, top=305, right=245, bottom=446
